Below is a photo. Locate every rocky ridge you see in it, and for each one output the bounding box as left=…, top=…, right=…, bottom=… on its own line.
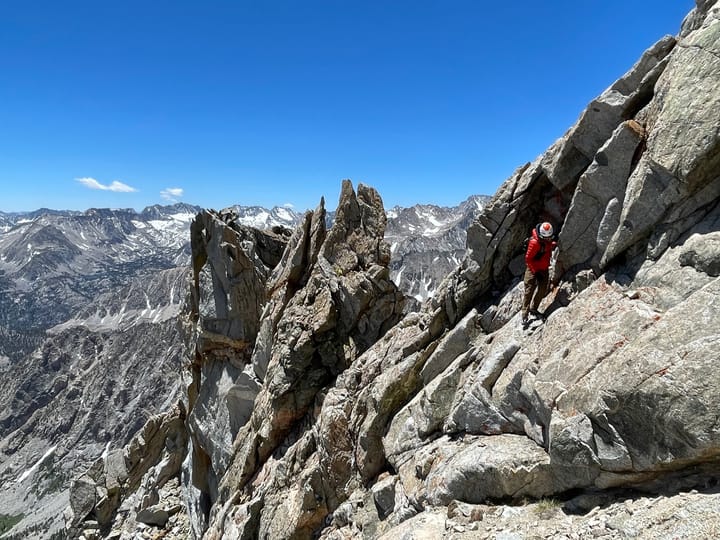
left=61, top=1, right=720, bottom=537
left=0, top=202, right=296, bottom=539
left=0, top=195, right=483, bottom=539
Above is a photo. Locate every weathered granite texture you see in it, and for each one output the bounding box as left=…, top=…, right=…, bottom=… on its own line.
left=65, top=2, right=720, bottom=539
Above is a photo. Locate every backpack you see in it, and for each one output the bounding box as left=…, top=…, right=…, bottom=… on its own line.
left=523, top=227, right=550, bottom=260
left=523, top=237, right=546, bottom=260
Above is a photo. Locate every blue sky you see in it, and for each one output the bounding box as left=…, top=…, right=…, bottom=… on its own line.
left=1, top=1, right=694, bottom=213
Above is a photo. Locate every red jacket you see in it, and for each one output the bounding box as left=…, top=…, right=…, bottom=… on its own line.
left=525, top=227, right=556, bottom=274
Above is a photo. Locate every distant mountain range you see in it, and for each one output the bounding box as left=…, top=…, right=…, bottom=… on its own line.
left=0, top=203, right=196, bottom=362
left=386, top=194, right=488, bottom=308
left=0, top=195, right=489, bottom=360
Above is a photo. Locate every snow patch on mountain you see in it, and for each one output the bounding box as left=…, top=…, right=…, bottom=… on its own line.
left=386, top=194, right=490, bottom=308
left=16, top=445, right=57, bottom=485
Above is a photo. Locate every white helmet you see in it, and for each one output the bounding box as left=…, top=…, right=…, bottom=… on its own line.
left=538, top=222, right=554, bottom=239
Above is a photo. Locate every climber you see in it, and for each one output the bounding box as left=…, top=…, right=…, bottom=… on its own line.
left=522, top=221, right=557, bottom=326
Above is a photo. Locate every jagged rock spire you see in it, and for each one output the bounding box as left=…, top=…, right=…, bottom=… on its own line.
left=63, top=3, right=720, bottom=538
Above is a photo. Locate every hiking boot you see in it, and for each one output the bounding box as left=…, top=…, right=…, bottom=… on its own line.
left=530, top=309, right=544, bottom=319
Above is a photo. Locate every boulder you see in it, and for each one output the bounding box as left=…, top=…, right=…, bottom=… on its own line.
left=68, top=474, right=96, bottom=525
left=136, top=505, right=170, bottom=527
left=678, top=231, right=720, bottom=276
left=371, top=475, right=397, bottom=520
left=413, top=434, right=568, bottom=506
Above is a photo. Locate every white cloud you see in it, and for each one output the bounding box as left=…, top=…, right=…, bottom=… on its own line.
left=282, top=203, right=295, bottom=208
left=76, top=177, right=138, bottom=192
left=161, top=187, right=184, bottom=202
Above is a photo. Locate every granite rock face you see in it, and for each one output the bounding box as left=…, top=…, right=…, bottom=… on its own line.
left=198, top=3, right=720, bottom=538
left=63, top=2, right=720, bottom=539
left=123, top=181, right=404, bottom=539
left=64, top=404, right=188, bottom=538
left=199, top=180, right=405, bottom=539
